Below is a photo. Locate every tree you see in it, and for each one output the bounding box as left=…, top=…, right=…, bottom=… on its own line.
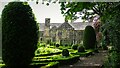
left=59, top=2, right=120, bottom=67
left=2, top=2, right=39, bottom=67
left=60, top=2, right=120, bottom=22
left=30, top=1, right=120, bottom=67
left=83, top=25, right=96, bottom=49
left=35, top=1, right=120, bottom=21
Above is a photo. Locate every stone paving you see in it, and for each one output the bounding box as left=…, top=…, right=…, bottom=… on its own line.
left=59, top=50, right=108, bottom=68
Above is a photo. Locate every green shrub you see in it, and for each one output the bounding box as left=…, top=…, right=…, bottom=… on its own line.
left=56, top=44, right=59, bottom=47
left=65, top=44, right=68, bottom=47
left=50, top=42, right=55, bottom=46
left=2, top=2, right=38, bottom=67
left=101, top=37, right=108, bottom=50
left=36, top=50, right=40, bottom=54
left=71, top=44, right=79, bottom=50
left=40, top=43, right=45, bottom=47
left=62, top=49, right=69, bottom=57
left=104, top=51, right=120, bottom=68
left=102, top=45, right=108, bottom=50
left=83, top=25, right=96, bottom=49
left=77, top=46, right=85, bottom=52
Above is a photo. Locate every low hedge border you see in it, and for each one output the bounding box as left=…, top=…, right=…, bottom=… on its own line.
left=1, top=62, right=49, bottom=68
left=71, top=49, right=95, bottom=57
left=30, top=61, right=59, bottom=68
left=35, top=52, right=61, bottom=56
left=41, top=62, right=59, bottom=68
left=54, top=55, right=80, bottom=65
left=33, top=55, right=80, bottom=66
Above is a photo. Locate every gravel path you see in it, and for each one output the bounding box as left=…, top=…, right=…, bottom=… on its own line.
left=59, top=50, right=108, bottom=68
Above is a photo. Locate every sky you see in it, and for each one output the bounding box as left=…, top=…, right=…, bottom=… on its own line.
left=0, top=0, right=84, bottom=23
left=28, top=2, right=66, bottom=23
left=0, top=2, right=64, bottom=23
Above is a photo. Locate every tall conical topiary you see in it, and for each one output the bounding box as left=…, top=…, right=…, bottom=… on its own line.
left=2, top=2, right=39, bottom=67
left=83, top=25, right=96, bottom=49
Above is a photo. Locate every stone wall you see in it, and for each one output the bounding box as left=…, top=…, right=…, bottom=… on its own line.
left=39, top=21, right=85, bottom=45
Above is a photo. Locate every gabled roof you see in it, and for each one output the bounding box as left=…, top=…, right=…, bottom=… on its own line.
left=57, top=22, right=74, bottom=30
left=50, top=23, right=62, bottom=28
left=38, top=22, right=93, bottom=31
left=50, top=26, right=57, bottom=31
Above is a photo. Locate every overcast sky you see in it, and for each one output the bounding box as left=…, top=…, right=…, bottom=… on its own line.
left=0, top=1, right=84, bottom=23
left=29, top=2, right=65, bottom=23
left=0, top=2, right=65, bottom=23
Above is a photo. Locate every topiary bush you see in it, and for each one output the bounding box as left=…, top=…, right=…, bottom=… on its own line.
left=2, top=2, right=39, bottom=67
left=65, top=44, right=68, bottom=47
left=56, top=44, right=59, bottom=47
left=62, top=49, right=69, bottom=57
left=83, top=25, right=96, bottom=49
left=77, top=46, right=85, bottom=52
left=71, top=44, right=79, bottom=50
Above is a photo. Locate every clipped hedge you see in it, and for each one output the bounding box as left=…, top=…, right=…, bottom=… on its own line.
left=2, top=2, right=38, bottom=67
left=83, top=25, right=96, bottom=49
left=71, top=44, right=79, bottom=50
left=55, top=44, right=59, bottom=47
left=77, top=46, right=85, bottom=52
left=52, top=55, right=80, bottom=65
left=41, top=62, right=59, bottom=68
left=62, top=49, right=69, bottom=57
left=71, top=49, right=94, bottom=57
left=33, top=55, right=80, bottom=66
left=35, top=52, right=61, bottom=56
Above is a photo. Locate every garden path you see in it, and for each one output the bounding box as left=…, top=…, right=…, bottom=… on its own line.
left=59, top=50, right=108, bottom=68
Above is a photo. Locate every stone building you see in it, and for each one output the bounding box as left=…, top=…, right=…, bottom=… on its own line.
left=38, top=18, right=93, bottom=45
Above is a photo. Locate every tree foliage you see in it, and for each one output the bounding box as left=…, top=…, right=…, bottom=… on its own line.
left=2, top=2, right=39, bottom=67
left=59, top=2, right=120, bottom=21
left=60, top=2, right=120, bottom=67
left=33, top=1, right=120, bottom=67
left=101, top=4, right=120, bottom=51
left=59, top=1, right=120, bottom=49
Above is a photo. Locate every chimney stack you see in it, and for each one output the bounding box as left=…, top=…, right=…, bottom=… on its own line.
left=45, top=18, right=50, bottom=27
